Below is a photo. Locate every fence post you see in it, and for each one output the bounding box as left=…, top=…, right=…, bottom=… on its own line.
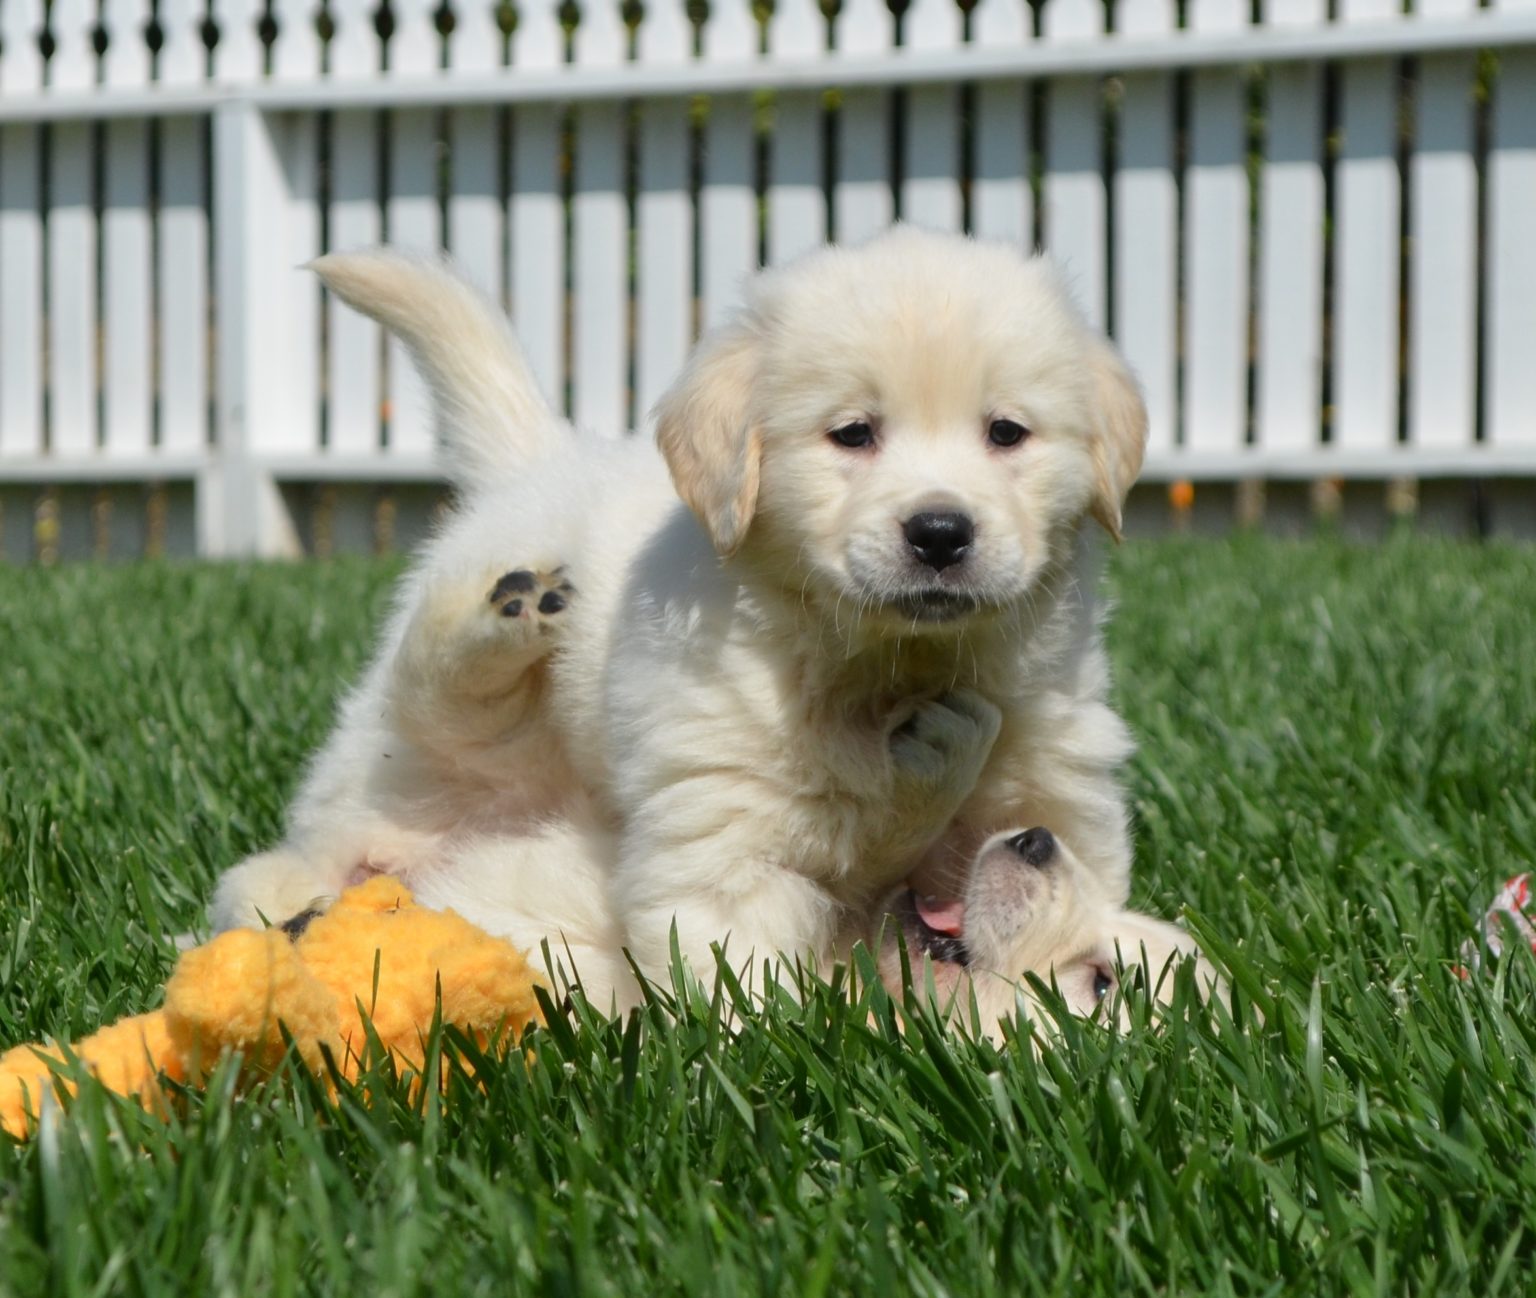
left=204, top=100, right=303, bottom=558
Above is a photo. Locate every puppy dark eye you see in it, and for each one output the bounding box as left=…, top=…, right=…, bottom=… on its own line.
left=1092, top=968, right=1114, bottom=1001
left=988, top=418, right=1030, bottom=448
left=829, top=421, right=875, bottom=450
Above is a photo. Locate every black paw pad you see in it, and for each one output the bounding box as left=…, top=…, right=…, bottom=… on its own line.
left=499, top=598, right=523, bottom=618
left=489, top=570, right=537, bottom=603
left=538, top=590, right=566, bottom=615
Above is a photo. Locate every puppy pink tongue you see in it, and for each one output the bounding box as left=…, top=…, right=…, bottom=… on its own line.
left=916, top=894, right=966, bottom=937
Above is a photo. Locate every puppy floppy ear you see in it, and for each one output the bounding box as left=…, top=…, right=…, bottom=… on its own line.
left=652, top=325, right=762, bottom=556
left=1087, top=340, right=1148, bottom=542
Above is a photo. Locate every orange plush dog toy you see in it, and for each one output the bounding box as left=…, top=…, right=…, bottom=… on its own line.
left=0, top=877, right=543, bottom=1139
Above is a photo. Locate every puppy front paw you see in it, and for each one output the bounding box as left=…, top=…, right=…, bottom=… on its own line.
left=209, top=849, right=340, bottom=933
left=888, top=689, right=1002, bottom=796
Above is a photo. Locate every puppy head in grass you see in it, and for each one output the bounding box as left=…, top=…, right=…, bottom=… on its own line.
left=876, top=828, right=1210, bottom=1036
left=653, top=227, right=1147, bottom=638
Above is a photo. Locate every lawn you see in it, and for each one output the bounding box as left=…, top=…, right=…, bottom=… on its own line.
left=2, top=538, right=1535, bottom=1296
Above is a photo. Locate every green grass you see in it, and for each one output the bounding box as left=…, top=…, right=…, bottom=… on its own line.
left=2, top=538, right=1535, bottom=1296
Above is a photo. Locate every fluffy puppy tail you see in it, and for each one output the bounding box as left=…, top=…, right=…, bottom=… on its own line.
left=310, top=248, right=564, bottom=485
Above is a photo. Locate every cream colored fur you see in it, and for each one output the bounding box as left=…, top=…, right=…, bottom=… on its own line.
left=875, top=832, right=1213, bottom=1032
left=211, top=229, right=1170, bottom=1028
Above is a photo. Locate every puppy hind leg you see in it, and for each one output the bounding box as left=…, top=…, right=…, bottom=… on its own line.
left=411, top=821, right=637, bottom=1012
left=390, top=563, right=577, bottom=750
left=618, top=858, right=842, bottom=1005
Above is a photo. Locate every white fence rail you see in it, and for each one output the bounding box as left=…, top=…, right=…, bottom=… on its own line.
left=1, top=0, right=1534, bottom=557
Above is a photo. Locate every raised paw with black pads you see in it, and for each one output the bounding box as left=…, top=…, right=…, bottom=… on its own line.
left=487, top=567, right=576, bottom=624
left=489, top=570, right=538, bottom=617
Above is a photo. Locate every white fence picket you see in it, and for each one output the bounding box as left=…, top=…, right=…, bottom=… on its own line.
left=212, top=0, right=264, bottom=82
left=155, top=0, right=210, bottom=457
left=281, top=120, right=323, bottom=458
left=901, top=0, right=961, bottom=230
left=635, top=0, right=695, bottom=423
left=266, top=0, right=323, bottom=460
left=210, top=102, right=306, bottom=555
left=103, top=0, right=155, bottom=460
left=834, top=0, right=893, bottom=243
left=104, top=120, right=154, bottom=458
left=571, top=102, right=627, bottom=433
left=446, top=0, right=504, bottom=304
left=0, top=126, right=44, bottom=457
left=47, top=0, right=95, bottom=91
left=1183, top=0, right=1250, bottom=455
left=450, top=0, right=502, bottom=74
left=1485, top=14, right=1536, bottom=451
left=699, top=6, right=758, bottom=329
left=272, top=0, right=322, bottom=82
left=508, top=0, right=565, bottom=409
left=382, top=0, right=441, bottom=459
left=1113, top=0, right=1176, bottom=459
left=327, top=110, right=384, bottom=453
left=0, top=0, right=45, bottom=459
left=157, top=118, right=210, bottom=455
left=48, top=124, right=97, bottom=456
left=766, top=0, right=826, bottom=265
left=104, top=0, right=151, bottom=86
left=1, top=0, right=46, bottom=98
left=969, top=0, right=1031, bottom=248
left=324, top=0, right=385, bottom=455
left=1408, top=0, right=1477, bottom=453
left=386, top=108, right=440, bottom=458
left=513, top=0, right=564, bottom=70
left=1254, top=0, right=1324, bottom=457
left=390, top=0, right=439, bottom=75
left=44, top=0, right=97, bottom=458
left=448, top=108, right=503, bottom=297
left=1041, top=0, right=1106, bottom=328
left=902, top=84, right=961, bottom=232
left=1332, top=0, right=1401, bottom=455
left=509, top=105, right=565, bottom=410
left=329, top=0, right=381, bottom=80
left=571, top=0, right=628, bottom=433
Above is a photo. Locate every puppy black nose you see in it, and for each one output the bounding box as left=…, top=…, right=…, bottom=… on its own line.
left=1006, top=827, right=1056, bottom=867
left=903, top=511, right=974, bottom=571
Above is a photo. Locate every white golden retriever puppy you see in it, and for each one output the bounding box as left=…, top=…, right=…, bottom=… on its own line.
left=211, top=227, right=1153, bottom=1013
left=876, top=827, right=1208, bottom=1032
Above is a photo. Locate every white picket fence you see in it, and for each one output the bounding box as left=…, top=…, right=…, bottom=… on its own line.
left=0, top=0, right=1533, bottom=557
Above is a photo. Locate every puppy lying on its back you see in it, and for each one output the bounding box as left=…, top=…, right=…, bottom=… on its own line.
left=875, top=827, right=1207, bottom=1031
left=214, top=229, right=1154, bottom=1011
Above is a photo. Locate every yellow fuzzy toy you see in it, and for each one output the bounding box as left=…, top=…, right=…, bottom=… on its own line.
left=0, top=877, right=543, bottom=1139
